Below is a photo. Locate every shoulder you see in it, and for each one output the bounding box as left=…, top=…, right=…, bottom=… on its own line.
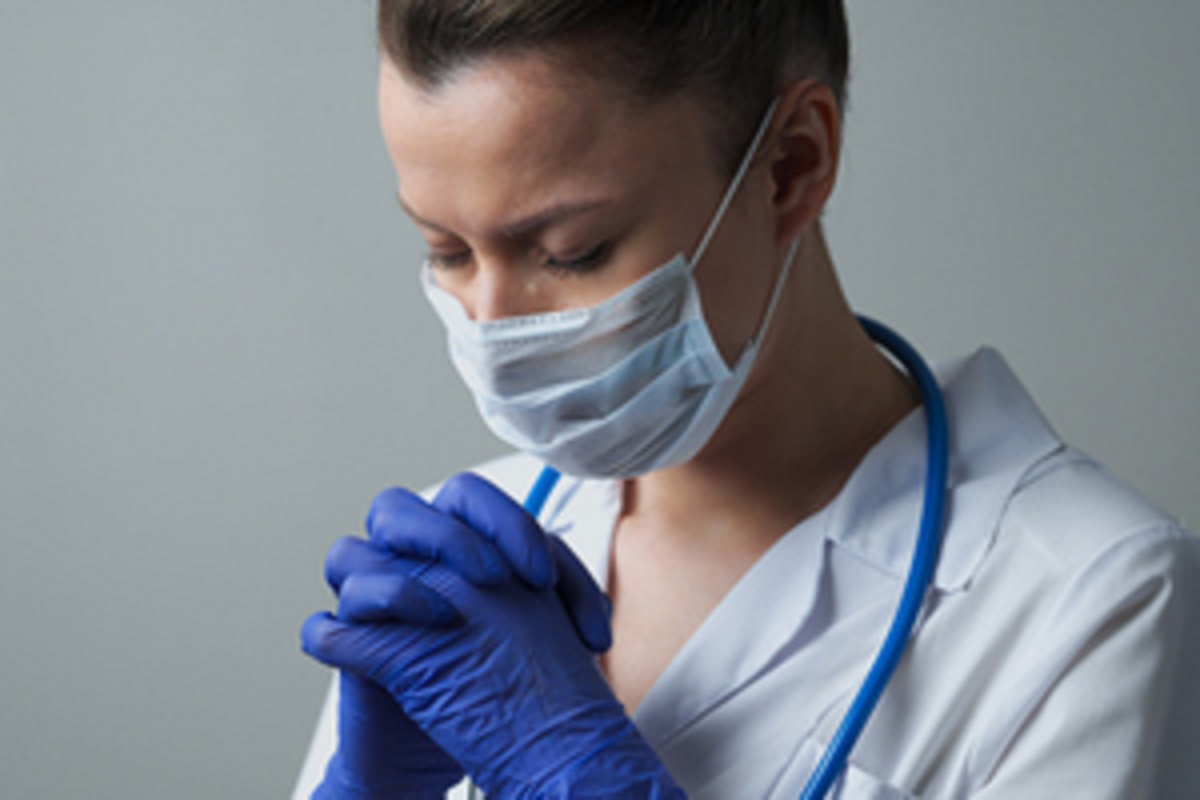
left=953, top=450, right=1200, bottom=795
left=1002, top=447, right=1199, bottom=582
left=972, top=447, right=1200, bottom=648
left=969, top=448, right=1200, bottom=718
left=931, top=345, right=1197, bottom=588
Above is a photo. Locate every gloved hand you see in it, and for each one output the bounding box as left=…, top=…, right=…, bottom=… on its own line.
left=312, top=532, right=465, bottom=799
left=335, top=481, right=613, bottom=656
left=303, top=473, right=684, bottom=799
left=314, top=672, right=461, bottom=800
left=309, top=473, right=615, bottom=798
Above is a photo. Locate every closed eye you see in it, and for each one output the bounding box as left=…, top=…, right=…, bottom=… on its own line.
left=544, top=242, right=609, bottom=276
left=426, top=250, right=471, bottom=271
left=425, top=241, right=610, bottom=275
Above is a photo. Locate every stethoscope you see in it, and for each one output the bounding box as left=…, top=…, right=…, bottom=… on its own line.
left=468, top=317, right=950, bottom=800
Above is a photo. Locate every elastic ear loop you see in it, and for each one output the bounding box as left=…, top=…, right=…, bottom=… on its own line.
left=753, top=237, right=800, bottom=348
left=689, top=96, right=782, bottom=269
left=689, top=95, right=798, bottom=354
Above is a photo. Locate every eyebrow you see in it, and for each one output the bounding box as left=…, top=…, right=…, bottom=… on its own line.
left=395, top=191, right=613, bottom=238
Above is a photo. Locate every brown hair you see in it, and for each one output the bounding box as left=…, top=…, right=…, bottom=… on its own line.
left=376, top=0, right=849, bottom=174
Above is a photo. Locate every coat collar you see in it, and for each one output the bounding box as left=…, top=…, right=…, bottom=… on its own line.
left=826, top=348, right=1063, bottom=592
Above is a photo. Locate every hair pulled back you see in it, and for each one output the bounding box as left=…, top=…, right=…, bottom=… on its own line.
left=377, top=0, right=848, bottom=173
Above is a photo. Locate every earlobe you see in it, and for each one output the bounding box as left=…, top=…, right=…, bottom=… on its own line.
left=769, top=80, right=841, bottom=243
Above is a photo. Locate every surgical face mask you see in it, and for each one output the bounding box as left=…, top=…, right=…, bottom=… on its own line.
left=422, top=98, right=797, bottom=478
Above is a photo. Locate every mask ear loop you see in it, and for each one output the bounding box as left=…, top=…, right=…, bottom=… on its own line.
left=687, top=96, right=797, bottom=353
left=750, top=236, right=800, bottom=349
left=688, top=96, right=782, bottom=269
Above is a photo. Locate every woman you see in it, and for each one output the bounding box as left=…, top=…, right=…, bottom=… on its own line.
left=297, top=2, right=1200, bottom=797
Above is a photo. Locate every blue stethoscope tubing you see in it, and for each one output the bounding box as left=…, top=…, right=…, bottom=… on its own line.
left=800, top=317, right=950, bottom=799
left=521, top=316, right=950, bottom=800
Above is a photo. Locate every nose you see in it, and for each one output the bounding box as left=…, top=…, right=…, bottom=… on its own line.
left=455, top=261, right=549, bottom=322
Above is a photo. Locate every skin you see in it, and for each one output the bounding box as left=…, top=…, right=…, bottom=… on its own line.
left=378, top=49, right=918, bottom=714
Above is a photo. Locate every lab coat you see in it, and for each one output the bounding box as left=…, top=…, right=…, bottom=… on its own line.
left=293, top=349, right=1200, bottom=798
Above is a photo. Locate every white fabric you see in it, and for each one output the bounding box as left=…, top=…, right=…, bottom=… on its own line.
left=292, top=349, right=1200, bottom=799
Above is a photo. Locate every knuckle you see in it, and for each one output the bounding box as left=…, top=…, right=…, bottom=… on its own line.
left=300, top=615, right=334, bottom=656
left=366, top=486, right=417, bottom=530
left=326, top=535, right=360, bottom=566
left=439, top=471, right=476, bottom=500
left=324, top=536, right=363, bottom=586
left=371, top=578, right=403, bottom=614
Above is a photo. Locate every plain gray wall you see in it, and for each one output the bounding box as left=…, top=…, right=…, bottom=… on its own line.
left=2, top=3, right=1196, bottom=797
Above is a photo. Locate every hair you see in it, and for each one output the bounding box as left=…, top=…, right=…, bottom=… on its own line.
left=376, top=0, right=849, bottom=175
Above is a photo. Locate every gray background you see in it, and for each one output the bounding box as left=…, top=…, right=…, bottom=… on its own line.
left=2, top=2, right=1196, bottom=797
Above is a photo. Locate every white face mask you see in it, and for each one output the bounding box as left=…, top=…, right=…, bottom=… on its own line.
left=421, top=99, right=797, bottom=478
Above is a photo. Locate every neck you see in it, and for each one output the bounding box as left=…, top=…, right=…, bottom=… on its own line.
left=622, top=227, right=919, bottom=550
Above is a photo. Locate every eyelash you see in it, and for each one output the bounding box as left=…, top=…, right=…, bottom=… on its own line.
left=544, top=242, right=609, bottom=276
left=426, top=243, right=610, bottom=276
left=426, top=251, right=471, bottom=271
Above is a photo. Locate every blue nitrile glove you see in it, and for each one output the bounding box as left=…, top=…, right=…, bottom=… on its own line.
left=310, top=473, right=614, bottom=798
left=313, top=535, right=464, bottom=799
left=302, top=475, right=685, bottom=799
left=314, top=672, right=461, bottom=800
left=363, top=473, right=611, bottom=652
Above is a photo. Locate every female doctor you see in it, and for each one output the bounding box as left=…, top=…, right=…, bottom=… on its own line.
left=297, top=1, right=1200, bottom=797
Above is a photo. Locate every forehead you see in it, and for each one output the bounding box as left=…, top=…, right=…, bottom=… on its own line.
left=377, top=52, right=715, bottom=229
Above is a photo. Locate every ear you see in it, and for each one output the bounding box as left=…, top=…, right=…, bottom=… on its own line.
left=767, top=79, right=842, bottom=244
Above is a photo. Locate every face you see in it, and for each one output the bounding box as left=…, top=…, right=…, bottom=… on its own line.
left=378, top=50, right=783, bottom=361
